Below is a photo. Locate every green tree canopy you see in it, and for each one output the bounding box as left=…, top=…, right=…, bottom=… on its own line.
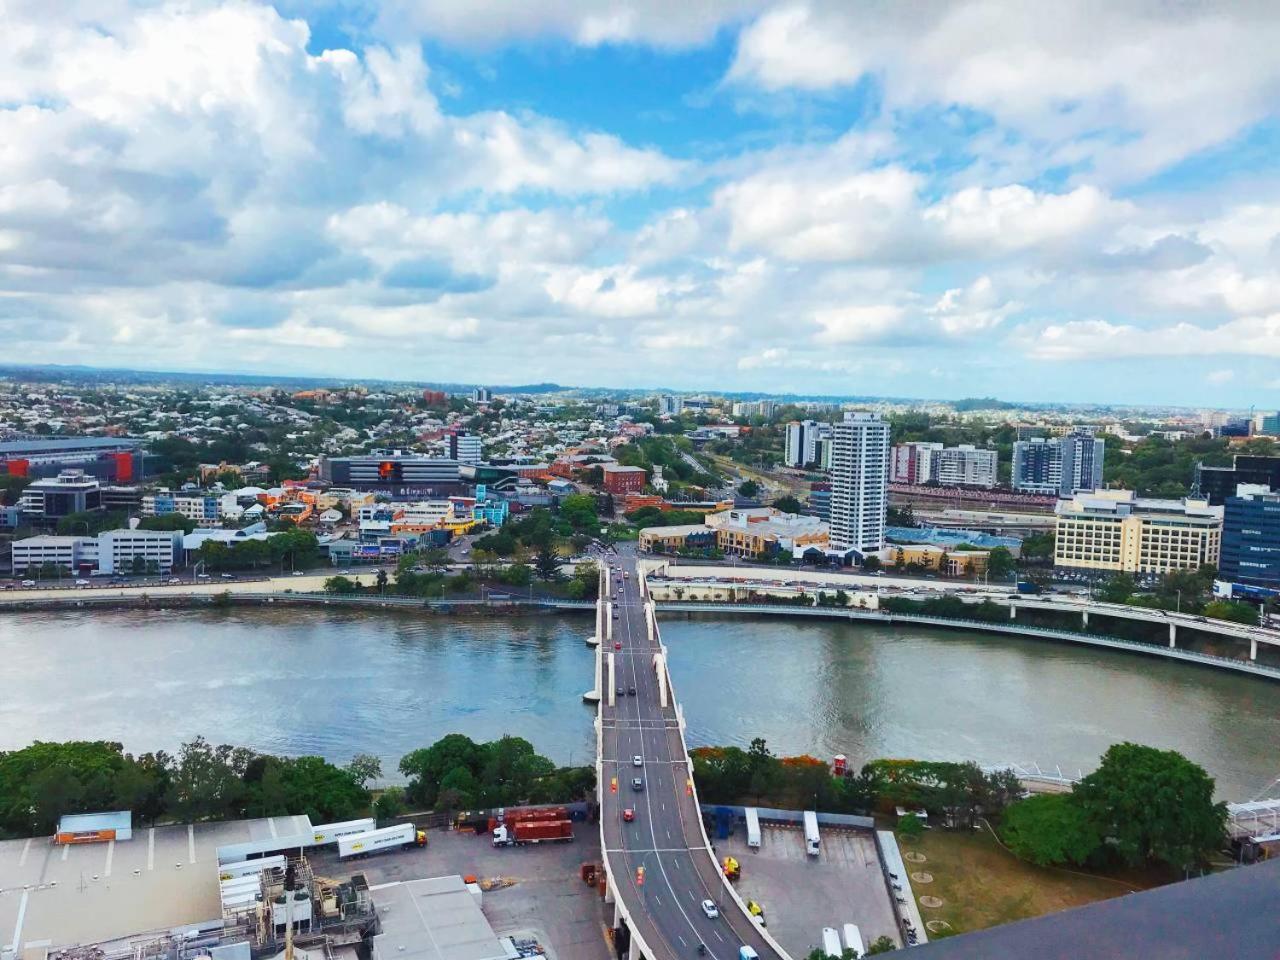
left=1001, top=793, right=1102, bottom=866
left=1074, top=742, right=1225, bottom=869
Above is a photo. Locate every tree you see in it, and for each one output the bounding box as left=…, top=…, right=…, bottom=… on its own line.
left=166, top=737, right=245, bottom=823
left=737, top=479, right=760, bottom=498
left=772, top=495, right=802, bottom=514
left=373, top=786, right=405, bottom=823
left=862, top=556, right=881, bottom=573
left=1001, top=793, right=1102, bottom=866
left=986, top=546, right=1016, bottom=579
left=324, top=575, right=359, bottom=595
left=897, top=813, right=924, bottom=839
left=1098, top=573, right=1136, bottom=604
left=347, top=753, right=382, bottom=787
left=375, top=569, right=388, bottom=593
left=420, top=547, right=451, bottom=574
left=534, top=543, right=561, bottom=581
left=559, top=493, right=599, bottom=530
left=866, top=935, right=898, bottom=954
left=1074, top=742, right=1226, bottom=870
left=28, top=765, right=85, bottom=834
left=137, top=514, right=197, bottom=534
left=1203, top=599, right=1258, bottom=625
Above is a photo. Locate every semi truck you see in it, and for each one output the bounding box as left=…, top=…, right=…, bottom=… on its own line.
left=218, top=854, right=286, bottom=881
left=744, top=807, right=761, bottom=849
left=842, top=923, right=865, bottom=957
left=492, top=819, right=573, bottom=847
left=1015, top=580, right=1041, bottom=594
left=337, top=824, right=425, bottom=859
left=822, top=927, right=843, bottom=958
left=489, top=806, right=571, bottom=831
left=803, top=810, right=821, bottom=856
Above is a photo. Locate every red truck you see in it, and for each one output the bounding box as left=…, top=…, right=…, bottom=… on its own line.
left=492, top=819, right=574, bottom=847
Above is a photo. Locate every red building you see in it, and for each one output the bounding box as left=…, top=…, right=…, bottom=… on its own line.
left=422, top=390, right=447, bottom=405
left=602, top=464, right=647, bottom=495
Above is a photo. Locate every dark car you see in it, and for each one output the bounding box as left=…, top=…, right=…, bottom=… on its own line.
left=617, top=685, right=625, bottom=697
left=627, top=685, right=636, bottom=696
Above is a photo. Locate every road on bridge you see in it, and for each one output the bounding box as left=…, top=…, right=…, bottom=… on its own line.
left=600, top=544, right=782, bottom=960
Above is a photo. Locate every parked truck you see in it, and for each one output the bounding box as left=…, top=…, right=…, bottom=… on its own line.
left=803, top=810, right=820, bottom=856
left=1015, top=580, right=1041, bottom=594
left=744, top=807, right=761, bottom=849
left=492, top=819, right=573, bottom=847
left=312, top=817, right=376, bottom=845
left=337, top=823, right=425, bottom=859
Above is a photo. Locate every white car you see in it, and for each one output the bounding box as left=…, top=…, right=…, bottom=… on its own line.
left=74, top=579, right=90, bottom=586
left=700, top=900, right=719, bottom=919
left=292, top=571, right=304, bottom=576
left=20, top=580, right=36, bottom=587
left=168, top=578, right=182, bottom=584
left=632, top=755, right=643, bottom=767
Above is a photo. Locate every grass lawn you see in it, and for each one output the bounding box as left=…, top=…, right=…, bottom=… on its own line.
left=898, top=828, right=1158, bottom=938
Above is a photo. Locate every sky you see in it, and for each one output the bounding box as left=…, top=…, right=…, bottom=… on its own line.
left=3, top=2, right=1280, bottom=406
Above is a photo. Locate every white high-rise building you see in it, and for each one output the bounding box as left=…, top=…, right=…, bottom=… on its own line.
left=783, top=420, right=833, bottom=468
left=829, top=412, right=890, bottom=553
left=931, top=445, right=998, bottom=488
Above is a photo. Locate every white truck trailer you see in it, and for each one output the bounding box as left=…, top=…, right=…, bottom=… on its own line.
left=803, top=810, right=820, bottom=856
left=744, top=807, right=761, bottom=849
left=821, top=927, right=843, bottom=958
left=842, top=923, right=865, bottom=957
left=337, top=823, right=417, bottom=859
left=312, top=817, right=376, bottom=845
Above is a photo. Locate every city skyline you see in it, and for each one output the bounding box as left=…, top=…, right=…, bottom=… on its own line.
left=4, top=2, right=1280, bottom=405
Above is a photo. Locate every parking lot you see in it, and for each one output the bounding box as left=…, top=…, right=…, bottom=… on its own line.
left=308, top=826, right=610, bottom=960
left=716, top=824, right=900, bottom=957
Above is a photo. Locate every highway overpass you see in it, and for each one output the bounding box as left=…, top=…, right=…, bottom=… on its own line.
left=642, top=563, right=1280, bottom=663
left=594, top=545, right=792, bottom=960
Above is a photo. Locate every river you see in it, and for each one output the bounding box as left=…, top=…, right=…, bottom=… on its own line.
left=1, top=608, right=1277, bottom=800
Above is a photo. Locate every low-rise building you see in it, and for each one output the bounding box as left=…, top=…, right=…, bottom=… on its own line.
left=705, top=507, right=829, bottom=558
left=602, top=464, right=647, bottom=495
left=637, top=524, right=716, bottom=554
left=97, top=528, right=183, bottom=574
left=142, top=491, right=222, bottom=526
left=885, top=543, right=990, bottom=577
left=1053, top=489, right=1223, bottom=574
left=11, top=535, right=98, bottom=574
left=17, top=469, right=103, bottom=520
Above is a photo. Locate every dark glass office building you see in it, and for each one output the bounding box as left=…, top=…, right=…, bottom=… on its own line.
left=1196, top=455, right=1280, bottom=506
left=1220, top=488, right=1280, bottom=589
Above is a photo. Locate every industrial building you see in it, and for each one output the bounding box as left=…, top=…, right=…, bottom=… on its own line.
left=1053, top=489, right=1223, bottom=574
left=11, top=526, right=184, bottom=574
left=829, top=412, right=890, bottom=554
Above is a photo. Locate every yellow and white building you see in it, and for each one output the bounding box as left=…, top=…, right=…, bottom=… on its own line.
left=1053, top=489, right=1223, bottom=574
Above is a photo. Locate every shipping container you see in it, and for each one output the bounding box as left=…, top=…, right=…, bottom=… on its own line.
left=803, top=810, right=821, bottom=856
left=493, top=819, right=573, bottom=846
left=744, top=807, right=761, bottom=849
left=338, top=823, right=416, bottom=859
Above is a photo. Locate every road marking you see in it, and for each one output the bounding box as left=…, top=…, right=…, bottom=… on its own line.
left=60, top=844, right=69, bottom=862
left=188, top=824, right=196, bottom=864
left=18, top=838, right=30, bottom=867
left=9, top=888, right=29, bottom=953
left=605, top=847, right=699, bottom=853
left=104, top=839, right=114, bottom=877
left=147, top=829, right=155, bottom=870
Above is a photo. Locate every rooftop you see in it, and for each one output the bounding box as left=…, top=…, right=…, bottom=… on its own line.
left=372, top=876, right=511, bottom=960
left=0, top=437, right=141, bottom=454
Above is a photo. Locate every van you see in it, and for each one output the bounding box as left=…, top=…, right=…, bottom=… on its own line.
left=739, top=949, right=759, bottom=960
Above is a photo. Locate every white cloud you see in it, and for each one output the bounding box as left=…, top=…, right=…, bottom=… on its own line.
left=1025, top=314, right=1280, bottom=360
left=1206, top=369, right=1235, bottom=385
left=927, top=275, right=1019, bottom=335
left=923, top=185, right=1129, bottom=255
left=813, top=304, right=905, bottom=344
left=726, top=1, right=1280, bottom=183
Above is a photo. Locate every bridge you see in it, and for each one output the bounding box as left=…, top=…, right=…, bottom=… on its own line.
left=593, top=544, right=792, bottom=960
left=642, top=563, right=1280, bottom=664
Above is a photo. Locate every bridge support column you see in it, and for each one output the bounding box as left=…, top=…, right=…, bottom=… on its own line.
left=1251, top=637, right=1258, bottom=661
left=1169, top=623, right=1177, bottom=648
left=1082, top=610, right=1089, bottom=628
left=1009, top=604, right=1017, bottom=620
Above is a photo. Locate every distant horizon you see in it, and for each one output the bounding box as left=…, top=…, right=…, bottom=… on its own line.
left=0, top=361, right=1258, bottom=416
